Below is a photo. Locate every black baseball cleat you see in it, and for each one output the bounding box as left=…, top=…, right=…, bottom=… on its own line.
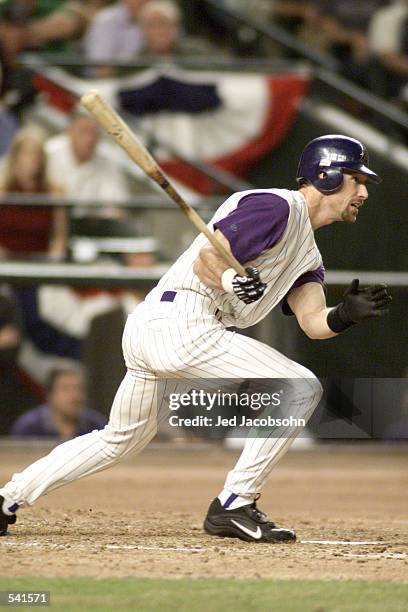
left=203, top=497, right=296, bottom=543
left=0, top=496, right=17, bottom=536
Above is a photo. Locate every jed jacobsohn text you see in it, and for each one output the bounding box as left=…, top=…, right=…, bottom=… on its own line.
left=168, top=389, right=282, bottom=411
left=169, top=415, right=306, bottom=428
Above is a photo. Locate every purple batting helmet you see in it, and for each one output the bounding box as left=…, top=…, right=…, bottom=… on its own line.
left=296, top=134, right=381, bottom=194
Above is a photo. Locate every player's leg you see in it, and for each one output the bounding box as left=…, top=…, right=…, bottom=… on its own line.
left=199, top=332, right=321, bottom=491
left=0, top=311, right=167, bottom=533
left=175, top=326, right=322, bottom=542
left=142, top=314, right=322, bottom=499
left=217, top=334, right=322, bottom=501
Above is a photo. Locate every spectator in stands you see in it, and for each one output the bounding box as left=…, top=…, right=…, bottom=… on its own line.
left=122, top=237, right=158, bottom=269
left=273, top=1, right=317, bottom=30
left=138, top=1, right=212, bottom=57
left=186, top=0, right=261, bottom=57
left=0, top=127, right=67, bottom=259
left=368, top=0, right=408, bottom=99
left=0, top=1, right=105, bottom=63
left=84, top=237, right=159, bottom=415
left=193, top=0, right=319, bottom=57
left=0, top=43, right=18, bottom=156
left=11, top=366, right=106, bottom=439
left=84, top=0, right=149, bottom=74
left=0, top=2, right=106, bottom=116
left=219, top=0, right=316, bottom=33
left=46, top=110, right=130, bottom=219
left=311, top=0, right=391, bottom=83
left=271, top=2, right=326, bottom=56
left=0, top=290, right=40, bottom=435
left=0, top=293, right=21, bottom=369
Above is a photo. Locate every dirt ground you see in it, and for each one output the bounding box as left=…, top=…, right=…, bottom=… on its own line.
left=1, top=443, right=408, bottom=581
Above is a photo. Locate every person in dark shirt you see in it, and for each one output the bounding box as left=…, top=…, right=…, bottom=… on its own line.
left=311, top=0, right=391, bottom=81
left=0, top=290, right=40, bottom=435
left=11, top=366, right=106, bottom=439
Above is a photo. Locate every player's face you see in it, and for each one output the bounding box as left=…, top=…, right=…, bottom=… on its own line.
left=337, top=172, right=369, bottom=224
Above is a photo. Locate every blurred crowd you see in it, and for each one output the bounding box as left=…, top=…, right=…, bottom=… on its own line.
left=0, top=0, right=405, bottom=258
left=0, top=1, right=406, bottom=103
left=243, top=1, right=408, bottom=110
left=0, top=0, right=407, bottom=440
left=0, top=103, right=161, bottom=436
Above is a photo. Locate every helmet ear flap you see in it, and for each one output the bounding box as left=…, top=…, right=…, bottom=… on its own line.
left=313, top=167, right=343, bottom=194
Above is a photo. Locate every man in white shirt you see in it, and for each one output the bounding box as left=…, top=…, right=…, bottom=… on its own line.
left=46, top=113, right=130, bottom=218
left=368, top=0, right=408, bottom=97
left=84, top=0, right=149, bottom=67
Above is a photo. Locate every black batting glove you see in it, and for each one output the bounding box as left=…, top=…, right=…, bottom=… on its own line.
left=327, top=279, right=392, bottom=333
left=232, top=266, right=266, bottom=305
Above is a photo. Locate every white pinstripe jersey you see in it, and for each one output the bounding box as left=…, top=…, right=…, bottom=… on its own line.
left=144, top=189, right=324, bottom=329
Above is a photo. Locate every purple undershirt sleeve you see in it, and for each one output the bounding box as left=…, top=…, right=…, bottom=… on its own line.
left=213, top=192, right=290, bottom=263
left=281, top=264, right=327, bottom=316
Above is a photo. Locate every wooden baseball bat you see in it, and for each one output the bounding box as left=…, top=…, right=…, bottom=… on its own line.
left=80, top=90, right=247, bottom=276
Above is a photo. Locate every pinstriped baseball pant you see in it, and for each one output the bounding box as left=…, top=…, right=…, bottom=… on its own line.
left=2, top=300, right=323, bottom=507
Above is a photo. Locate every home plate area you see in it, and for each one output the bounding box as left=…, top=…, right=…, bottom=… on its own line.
left=1, top=444, right=407, bottom=581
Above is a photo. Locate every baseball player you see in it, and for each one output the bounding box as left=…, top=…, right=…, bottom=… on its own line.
left=0, top=135, right=391, bottom=543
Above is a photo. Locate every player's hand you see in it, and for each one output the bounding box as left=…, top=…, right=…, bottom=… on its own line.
left=327, top=278, right=392, bottom=332
left=341, top=279, right=392, bottom=322
left=232, top=266, right=266, bottom=304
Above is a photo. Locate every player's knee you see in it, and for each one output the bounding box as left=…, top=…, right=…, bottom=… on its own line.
left=285, top=376, right=322, bottom=424
left=99, top=430, right=128, bottom=460
left=302, top=378, right=323, bottom=416
left=291, top=364, right=323, bottom=405
left=143, top=423, right=158, bottom=445
left=310, top=376, right=323, bottom=404
left=100, top=422, right=157, bottom=460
